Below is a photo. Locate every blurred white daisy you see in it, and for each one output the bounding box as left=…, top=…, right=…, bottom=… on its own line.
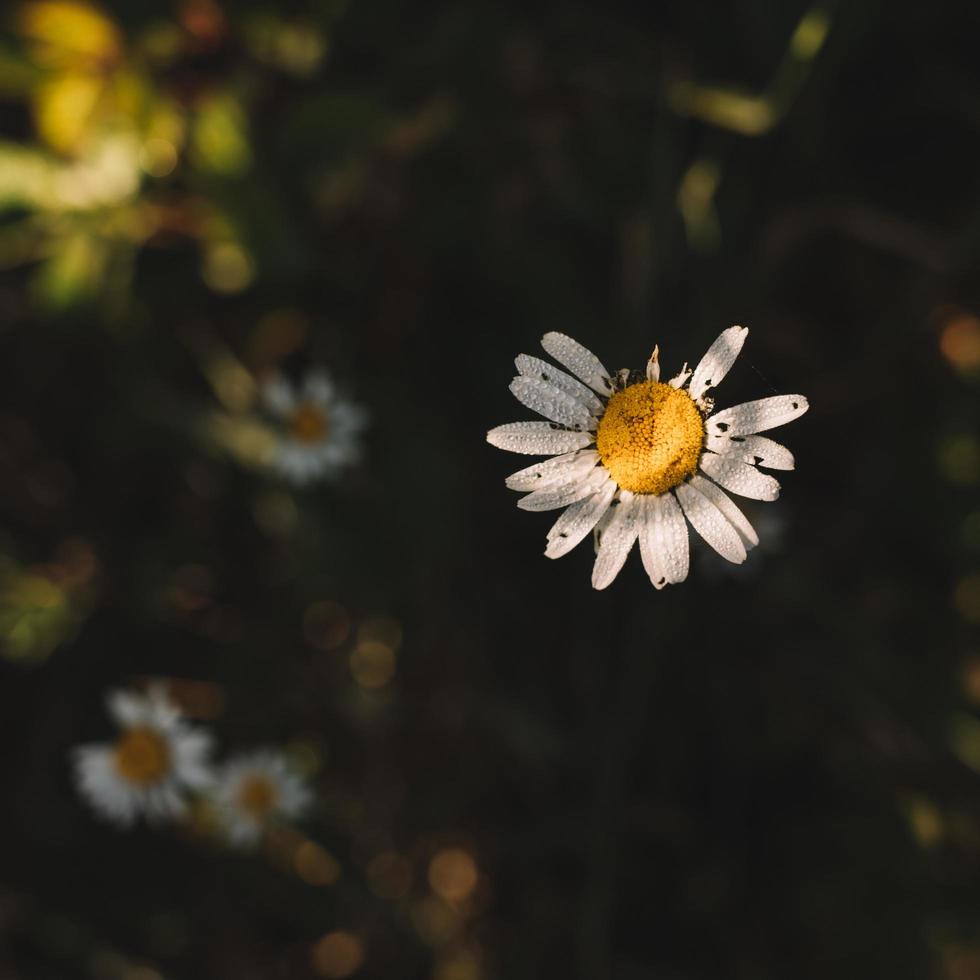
left=487, top=327, right=808, bottom=590
left=262, top=369, right=367, bottom=485
left=72, top=686, right=214, bottom=827
left=213, top=750, right=312, bottom=847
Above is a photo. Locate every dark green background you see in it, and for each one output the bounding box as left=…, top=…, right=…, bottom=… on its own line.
left=1, top=1, right=979, bottom=977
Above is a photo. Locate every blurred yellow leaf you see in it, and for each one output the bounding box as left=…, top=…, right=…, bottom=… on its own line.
left=33, top=73, right=103, bottom=153
left=669, top=83, right=776, bottom=137
left=0, top=141, right=58, bottom=209
left=33, top=231, right=107, bottom=308
left=192, top=93, right=252, bottom=176
left=668, top=4, right=831, bottom=136
left=18, top=0, right=122, bottom=70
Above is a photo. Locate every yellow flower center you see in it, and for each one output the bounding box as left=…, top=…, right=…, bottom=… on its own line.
left=237, top=773, right=279, bottom=818
left=596, top=380, right=704, bottom=494
left=114, top=727, right=171, bottom=785
left=289, top=402, right=328, bottom=443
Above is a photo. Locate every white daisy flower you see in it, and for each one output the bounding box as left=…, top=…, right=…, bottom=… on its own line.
left=487, top=327, right=808, bottom=590
left=262, top=368, right=367, bottom=485
left=212, top=750, right=312, bottom=847
left=72, top=686, right=214, bottom=827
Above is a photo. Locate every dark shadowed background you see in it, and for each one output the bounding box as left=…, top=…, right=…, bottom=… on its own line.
left=1, top=1, right=979, bottom=977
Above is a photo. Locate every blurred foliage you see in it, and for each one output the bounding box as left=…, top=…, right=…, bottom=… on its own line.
left=0, top=0, right=978, bottom=978
left=0, top=537, right=98, bottom=663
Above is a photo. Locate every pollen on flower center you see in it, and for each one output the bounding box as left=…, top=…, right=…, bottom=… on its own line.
left=114, top=727, right=171, bottom=785
left=237, top=773, right=278, bottom=817
left=289, top=402, right=328, bottom=443
left=596, top=380, right=704, bottom=495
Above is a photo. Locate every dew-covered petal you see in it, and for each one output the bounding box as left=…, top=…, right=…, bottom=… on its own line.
left=655, top=491, right=690, bottom=584
left=540, top=332, right=612, bottom=395
left=518, top=468, right=608, bottom=512
left=592, top=493, right=641, bottom=590
left=689, top=325, right=748, bottom=402
left=487, top=422, right=593, bottom=455
left=690, top=474, right=758, bottom=548
left=515, top=354, right=604, bottom=414
left=698, top=452, right=780, bottom=501
left=505, top=450, right=599, bottom=491
left=638, top=497, right=667, bottom=589
left=675, top=482, right=747, bottom=564
left=707, top=395, right=809, bottom=436
left=638, top=494, right=689, bottom=589
left=509, top=376, right=596, bottom=428
left=705, top=433, right=794, bottom=470
left=544, top=479, right=616, bottom=558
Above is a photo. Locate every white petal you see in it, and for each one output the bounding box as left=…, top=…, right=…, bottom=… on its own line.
left=646, top=345, right=660, bottom=382
left=302, top=369, right=335, bottom=405
left=107, top=690, right=147, bottom=727
left=505, top=450, right=598, bottom=491
left=689, top=325, right=748, bottom=402
left=707, top=395, right=809, bottom=436
left=508, top=377, right=595, bottom=428
left=487, top=422, right=593, bottom=455
left=655, top=491, right=690, bottom=584
left=515, top=354, right=604, bottom=414
left=705, top=433, right=794, bottom=470
left=698, top=452, right=780, bottom=501
left=689, top=475, right=758, bottom=548
left=331, top=400, right=368, bottom=434
left=540, top=332, right=612, bottom=395
left=675, top=482, right=747, bottom=564
left=518, top=468, right=607, bottom=512
left=544, top=479, right=616, bottom=558
left=262, top=374, right=296, bottom=417
left=638, top=498, right=668, bottom=589
left=667, top=363, right=692, bottom=388
left=591, top=493, right=641, bottom=590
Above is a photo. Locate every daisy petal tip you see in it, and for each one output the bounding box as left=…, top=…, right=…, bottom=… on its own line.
left=543, top=541, right=565, bottom=559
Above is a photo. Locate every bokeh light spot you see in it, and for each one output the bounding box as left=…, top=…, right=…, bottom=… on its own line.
left=434, top=950, right=481, bottom=980
left=349, top=640, right=396, bottom=689
left=428, top=849, right=478, bottom=903
left=304, top=600, right=350, bottom=650
left=295, top=841, right=341, bottom=886
left=954, top=575, right=980, bottom=624
left=939, top=311, right=980, bottom=374
left=937, top=435, right=980, bottom=486
left=202, top=242, right=255, bottom=293
left=906, top=797, right=944, bottom=847
left=311, top=931, right=364, bottom=978
left=139, top=138, right=178, bottom=177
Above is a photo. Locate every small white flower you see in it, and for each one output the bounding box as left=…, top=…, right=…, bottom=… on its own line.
left=262, top=369, right=367, bottom=485
left=487, top=327, right=809, bottom=590
left=213, top=750, right=312, bottom=847
left=72, top=686, right=214, bottom=827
